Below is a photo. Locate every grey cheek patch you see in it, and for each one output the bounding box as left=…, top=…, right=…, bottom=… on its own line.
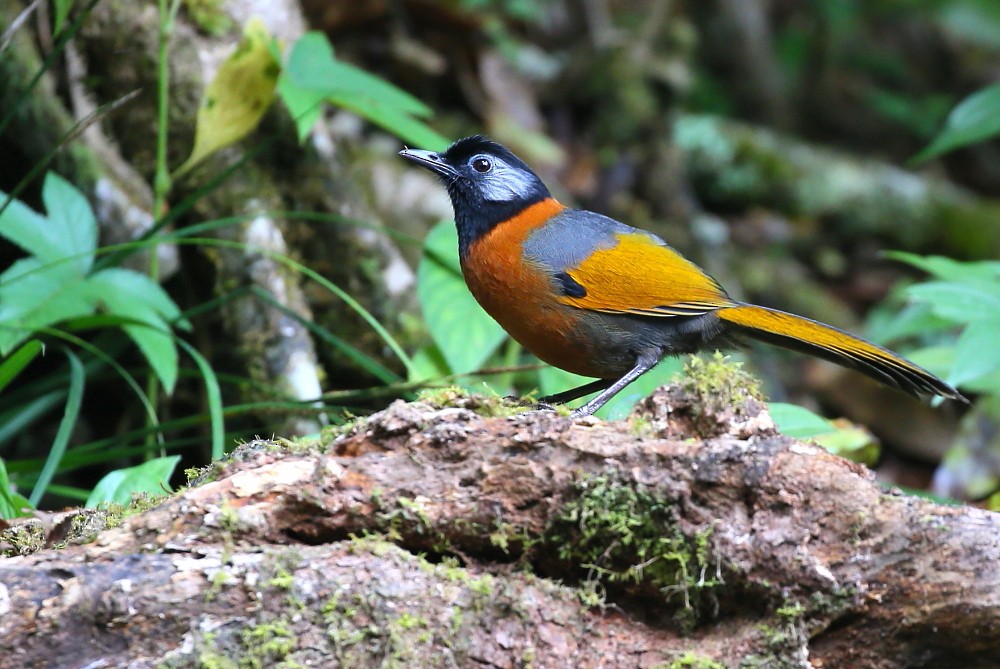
left=479, top=159, right=538, bottom=202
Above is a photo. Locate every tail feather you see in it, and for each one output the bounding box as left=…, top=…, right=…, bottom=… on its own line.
left=717, top=304, right=965, bottom=401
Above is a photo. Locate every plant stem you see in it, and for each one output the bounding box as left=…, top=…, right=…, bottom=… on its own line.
left=147, top=0, right=183, bottom=453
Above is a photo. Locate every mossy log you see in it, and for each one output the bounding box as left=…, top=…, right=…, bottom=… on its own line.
left=675, top=113, right=1000, bottom=258
left=2, top=388, right=998, bottom=668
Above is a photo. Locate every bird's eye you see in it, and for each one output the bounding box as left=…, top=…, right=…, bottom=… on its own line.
left=472, top=157, right=492, bottom=173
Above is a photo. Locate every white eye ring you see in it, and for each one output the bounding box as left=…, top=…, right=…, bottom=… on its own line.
left=472, top=157, right=492, bottom=173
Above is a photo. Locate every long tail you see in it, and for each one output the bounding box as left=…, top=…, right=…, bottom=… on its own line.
left=717, top=304, right=965, bottom=401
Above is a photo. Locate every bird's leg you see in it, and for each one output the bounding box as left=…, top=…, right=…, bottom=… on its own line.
left=540, top=378, right=613, bottom=405
left=568, top=355, right=660, bottom=418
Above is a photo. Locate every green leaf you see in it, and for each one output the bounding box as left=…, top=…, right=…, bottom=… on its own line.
left=0, top=173, right=96, bottom=274
left=85, top=455, right=180, bottom=507
left=177, top=339, right=225, bottom=460
left=865, top=300, right=954, bottom=345
left=948, top=319, right=1000, bottom=387
left=285, top=33, right=431, bottom=117
left=29, top=349, right=84, bottom=506
left=417, top=220, right=507, bottom=374
left=0, top=191, right=50, bottom=258
left=769, top=402, right=878, bottom=465
left=87, top=268, right=186, bottom=393
left=884, top=251, right=1000, bottom=282
left=408, top=345, right=452, bottom=383
left=53, top=0, right=76, bottom=35
left=914, top=82, right=1000, bottom=162
left=938, top=0, right=1000, bottom=50
left=327, top=94, right=450, bottom=151
left=174, top=18, right=280, bottom=178
left=276, top=73, right=326, bottom=142
left=596, top=358, right=682, bottom=420
left=43, top=172, right=97, bottom=274
left=280, top=32, right=448, bottom=150
left=0, top=339, right=43, bottom=393
left=0, top=257, right=99, bottom=354
left=0, top=457, right=34, bottom=519
left=903, top=344, right=956, bottom=379
left=536, top=358, right=683, bottom=420
left=770, top=402, right=838, bottom=439
left=905, top=279, right=1000, bottom=324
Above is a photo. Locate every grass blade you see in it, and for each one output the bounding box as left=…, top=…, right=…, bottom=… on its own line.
left=0, top=339, right=43, bottom=393
left=28, top=348, right=84, bottom=505
left=177, top=339, right=226, bottom=460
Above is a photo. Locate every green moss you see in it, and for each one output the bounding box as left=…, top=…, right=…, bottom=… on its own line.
left=416, top=386, right=475, bottom=408
left=217, top=501, right=241, bottom=533
left=545, top=471, right=722, bottom=630
left=239, top=620, right=297, bottom=669
left=660, top=652, right=726, bottom=669
left=740, top=597, right=809, bottom=669
left=1, top=494, right=166, bottom=556
left=266, top=567, right=294, bottom=590
left=415, top=385, right=565, bottom=418
left=681, top=352, right=764, bottom=408
left=468, top=574, right=495, bottom=597
left=193, top=631, right=237, bottom=669
left=0, top=521, right=45, bottom=556
left=204, top=569, right=234, bottom=603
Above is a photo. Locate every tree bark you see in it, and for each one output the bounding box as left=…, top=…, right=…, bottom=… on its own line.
left=3, top=387, right=997, bottom=668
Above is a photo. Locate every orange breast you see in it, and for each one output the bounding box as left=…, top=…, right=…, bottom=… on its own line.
left=461, top=198, right=605, bottom=378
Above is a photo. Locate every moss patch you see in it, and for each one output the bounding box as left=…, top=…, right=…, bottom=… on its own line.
left=543, top=471, right=723, bottom=630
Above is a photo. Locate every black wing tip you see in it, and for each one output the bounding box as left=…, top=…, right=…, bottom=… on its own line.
left=899, top=371, right=967, bottom=404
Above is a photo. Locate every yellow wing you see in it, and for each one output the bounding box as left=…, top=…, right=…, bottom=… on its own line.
left=559, top=232, right=731, bottom=316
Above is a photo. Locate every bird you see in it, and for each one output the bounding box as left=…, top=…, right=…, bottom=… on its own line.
left=400, top=135, right=964, bottom=417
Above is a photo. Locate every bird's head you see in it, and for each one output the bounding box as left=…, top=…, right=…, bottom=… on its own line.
left=400, top=135, right=551, bottom=256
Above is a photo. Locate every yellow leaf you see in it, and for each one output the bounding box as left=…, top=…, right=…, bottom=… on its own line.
left=174, top=18, right=280, bottom=178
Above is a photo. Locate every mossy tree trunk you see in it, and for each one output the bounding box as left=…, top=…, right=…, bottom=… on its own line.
left=3, top=389, right=998, bottom=668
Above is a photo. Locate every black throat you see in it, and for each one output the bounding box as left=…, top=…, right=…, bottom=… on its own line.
left=448, top=182, right=549, bottom=259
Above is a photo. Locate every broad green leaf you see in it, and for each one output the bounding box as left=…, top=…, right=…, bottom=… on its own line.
left=914, top=82, right=1000, bottom=162
left=276, top=73, right=326, bottom=142
left=963, top=368, right=1000, bottom=395
left=175, top=18, right=280, bottom=178
left=0, top=339, right=43, bottom=393
left=85, top=455, right=180, bottom=507
left=597, top=358, right=682, bottom=420
left=903, top=344, right=955, bottom=379
left=0, top=173, right=95, bottom=273
left=87, top=268, right=186, bottom=393
left=939, top=0, right=1000, bottom=50
left=408, top=345, right=452, bottom=383
left=536, top=357, right=683, bottom=420
left=327, top=93, right=450, bottom=151
left=770, top=402, right=838, bottom=439
left=0, top=458, right=33, bottom=519
left=0, top=257, right=98, bottom=354
left=948, top=319, right=1000, bottom=387
left=417, top=220, right=506, bottom=374
left=769, top=402, right=879, bottom=465
left=884, top=251, right=1000, bottom=282
left=43, top=172, right=97, bottom=274
left=0, top=191, right=50, bottom=259
left=537, top=365, right=590, bottom=398
left=284, top=33, right=430, bottom=117
left=905, top=280, right=1000, bottom=324
left=281, top=32, right=448, bottom=150
left=865, top=300, right=954, bottom=346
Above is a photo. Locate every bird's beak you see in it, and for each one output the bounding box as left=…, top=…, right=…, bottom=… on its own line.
left=399, top=148, right=459, bottom=178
